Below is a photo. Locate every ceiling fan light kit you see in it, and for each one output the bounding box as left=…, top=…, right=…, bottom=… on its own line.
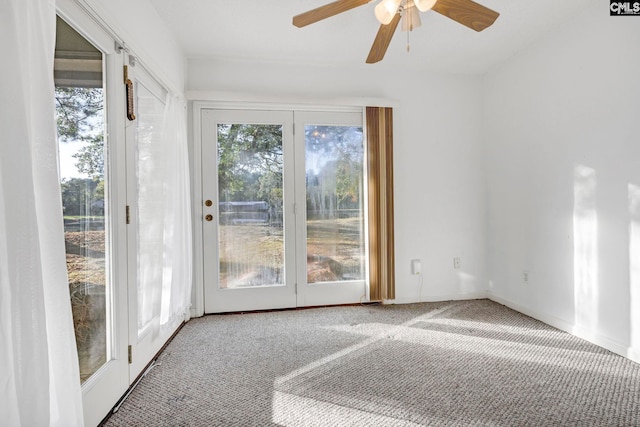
left=375, top=0, right=402, bottom=25
left=413, top=0, right=438, bottom=12
left=375, top=0, right=437, bottom=25
left=293, top=0, right=499, bottom=64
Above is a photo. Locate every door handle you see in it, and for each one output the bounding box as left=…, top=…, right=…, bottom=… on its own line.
left=205, top=200, right=213, bottom=207
left=205, top=214, right=213, bottom=222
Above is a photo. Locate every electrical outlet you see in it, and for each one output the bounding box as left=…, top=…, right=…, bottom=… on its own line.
left=411, top=259, right=421, bottom=275
left=453, top=257, right=461, bottom=270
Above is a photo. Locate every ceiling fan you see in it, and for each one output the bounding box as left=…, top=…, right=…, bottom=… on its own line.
left=292, top=0, right=499, bottom=64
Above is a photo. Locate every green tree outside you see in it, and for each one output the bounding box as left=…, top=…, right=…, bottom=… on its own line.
left=55, top=87, right=104, bottom=218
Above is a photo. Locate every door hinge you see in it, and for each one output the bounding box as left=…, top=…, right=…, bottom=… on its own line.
left=128, top=345, right=132, bottom=364
left=126, top=205, right=130, bottom=224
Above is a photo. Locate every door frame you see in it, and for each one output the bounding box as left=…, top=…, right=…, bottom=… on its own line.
left=192, top=102, right=368, bottom=314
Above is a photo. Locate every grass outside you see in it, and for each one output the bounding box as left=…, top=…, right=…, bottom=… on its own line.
left=65, top=230, right=106, bottom=383
left=219, top=216, right=365, bottom=287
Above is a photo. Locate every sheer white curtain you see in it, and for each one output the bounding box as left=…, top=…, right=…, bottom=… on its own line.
left=160, top=94, right=192, bottom=326
left=135, top=84, right=167, bottom=332
left=0, top=0, right=84, bottom=425
left=136, top=90, right=192, bottom=333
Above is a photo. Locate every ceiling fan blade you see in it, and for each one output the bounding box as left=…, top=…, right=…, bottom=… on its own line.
left=293, top=0, right=372, bottom=28
left=366, top=12, right=401, bottom=64
left=432, top=0, right=499, bottom=32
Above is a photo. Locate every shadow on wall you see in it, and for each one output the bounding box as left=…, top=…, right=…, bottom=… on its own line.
left=457, top=271, right=479, bottom=296
left=571, top=165, right=640, bottom=363
left=573, top=164, right=599, bottom=336
left=629, top=183, right=640, bottom=360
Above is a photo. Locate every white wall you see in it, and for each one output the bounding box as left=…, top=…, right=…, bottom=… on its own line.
left=188, top=59, right=487, bottom=304
left=79, top=0, right=185, bottom=91
left=484, top=3, right=640, bottom=360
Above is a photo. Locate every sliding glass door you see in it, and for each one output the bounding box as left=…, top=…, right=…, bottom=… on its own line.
left=54, top=9, right=129, bottom=427
left=295, top=111, right=366, bottom=307
left=55, top=15, right=109, bottom=385
left=56, top=5, right=192, bottom=425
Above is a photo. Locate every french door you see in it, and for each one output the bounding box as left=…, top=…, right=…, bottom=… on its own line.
left=57, top=4, right=189, bottom=424
left=201, top=108, right=366, bottom=313
left=125, top=59, right=185, bottom=379
left=55, top=5, right=129, bottom=427
left=294, top=111, right=367, bottom=307
left=202, top=110, right=297, bottom=312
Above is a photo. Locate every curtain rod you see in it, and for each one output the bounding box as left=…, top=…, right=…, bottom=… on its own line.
left=68, top=0, right=182, bottom=98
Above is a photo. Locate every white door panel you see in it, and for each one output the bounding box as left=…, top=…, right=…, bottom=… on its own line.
left=55, top=4, right=129, bottom=425
left=202, top=109, right=297, bottom=313
left=294, top=111, right=366, bottom=307
left=125, top=61, right=183, bottom=379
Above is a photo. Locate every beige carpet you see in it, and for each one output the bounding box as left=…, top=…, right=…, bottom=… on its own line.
left=102, top=299, right=640, bottom=426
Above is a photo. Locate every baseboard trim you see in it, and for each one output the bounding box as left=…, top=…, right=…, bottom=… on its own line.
left=487, top=292, right=639, bottom=364
left=386, top=291, right=489, bottom=305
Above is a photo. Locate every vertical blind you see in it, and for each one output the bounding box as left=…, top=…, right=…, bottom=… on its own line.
left=366, top=106, right=395, bottom=301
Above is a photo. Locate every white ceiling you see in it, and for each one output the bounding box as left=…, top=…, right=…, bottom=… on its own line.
left=148, top=0, right=599, bottom=74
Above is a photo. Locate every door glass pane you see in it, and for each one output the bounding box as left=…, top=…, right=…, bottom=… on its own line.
left=135, top=83, right=166, bottom=336
left=55, top=16, right=109, bottom=383
left=305, top=125, right=365, bottom=283
left=217, top=124, right=284, bottom=288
